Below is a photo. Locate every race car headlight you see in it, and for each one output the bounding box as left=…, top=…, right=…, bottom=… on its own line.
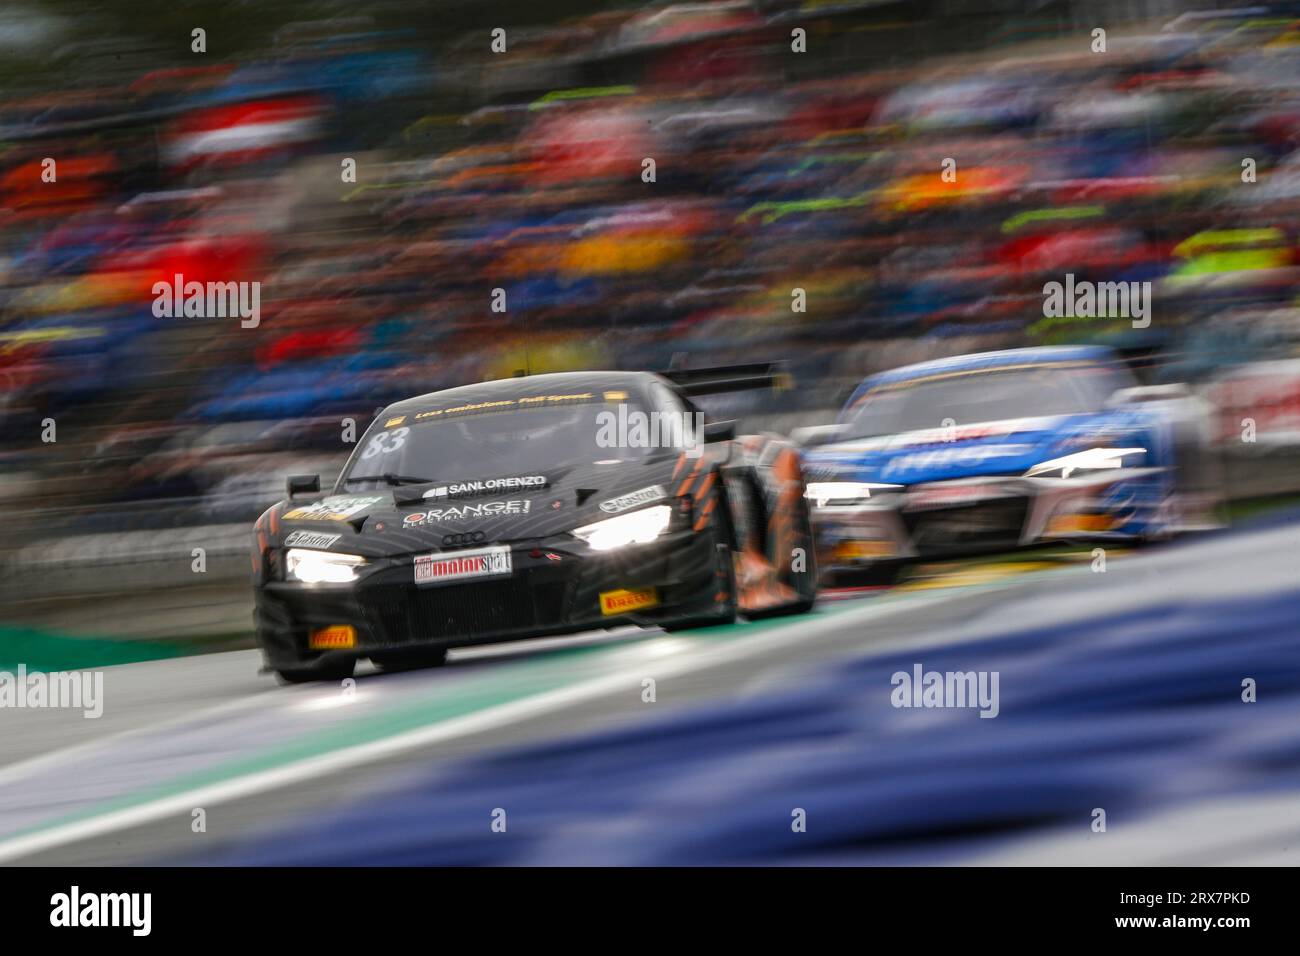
left=572, top=505, right=672, bottom=551
left=804, top=481, right=903, bottom=507
left=285, top=548, right=366, bottom=584
left=1023, top=447, right=1146, bottom=480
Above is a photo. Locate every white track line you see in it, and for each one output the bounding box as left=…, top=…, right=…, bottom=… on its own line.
left=0, top=629, right=649, bottom=790
left=0, top=659, right=279, bottom=790
left=0, top=589, right=966, bottom=864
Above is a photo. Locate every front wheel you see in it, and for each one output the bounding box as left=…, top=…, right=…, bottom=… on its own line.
left=663, top=539, right=737, bottom=632
left=743, top=464, right=819, bottom=619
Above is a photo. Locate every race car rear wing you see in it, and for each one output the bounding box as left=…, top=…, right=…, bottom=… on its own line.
left=659, top=362, right=792, bottom=396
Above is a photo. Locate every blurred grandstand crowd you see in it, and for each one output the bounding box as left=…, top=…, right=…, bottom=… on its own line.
left=3, top=0, right=1300, bottom=604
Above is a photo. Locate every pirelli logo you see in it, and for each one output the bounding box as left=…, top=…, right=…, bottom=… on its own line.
left=309, top=625, right=356, bottom=649
left=599, top=587, right=659, bottom=616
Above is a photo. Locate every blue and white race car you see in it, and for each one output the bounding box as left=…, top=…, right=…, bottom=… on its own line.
left=798, top=346, right=1221, bottom=579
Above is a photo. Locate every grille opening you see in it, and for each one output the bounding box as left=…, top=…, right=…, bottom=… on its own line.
left=902, top=497, right=1028, bottom=555
left=361, top=577, right=568, bottom=644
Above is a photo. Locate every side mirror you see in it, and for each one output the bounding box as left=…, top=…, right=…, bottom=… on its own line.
left=702, top=419, right=737, bottom=442
left=286, top=474, right=320, bottom=498
left=791, top=424, right=848, bottom=447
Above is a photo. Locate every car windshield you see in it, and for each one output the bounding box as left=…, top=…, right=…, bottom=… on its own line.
left=841, top=363, right=1132, bottom=439
left=339, top=398, right=656, bottom=488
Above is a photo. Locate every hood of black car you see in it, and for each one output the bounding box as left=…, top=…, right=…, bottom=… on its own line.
left=272, top=457, right=683, bottom=556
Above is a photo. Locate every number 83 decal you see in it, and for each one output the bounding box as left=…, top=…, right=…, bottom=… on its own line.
left=361, top=427, right=410, bottom=459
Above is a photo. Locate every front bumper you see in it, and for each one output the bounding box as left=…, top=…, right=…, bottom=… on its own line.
left=811, top=469, right=1162, bottom=573
left=254, top=526, right=726, bottom=669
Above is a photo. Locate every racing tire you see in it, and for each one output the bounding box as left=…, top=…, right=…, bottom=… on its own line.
left=662, top=538, right=738, bottom=632
left=745, top=482, right=819, bottom=620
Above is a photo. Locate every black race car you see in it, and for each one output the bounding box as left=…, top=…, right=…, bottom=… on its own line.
left=251, top=367, right=817, bottom=682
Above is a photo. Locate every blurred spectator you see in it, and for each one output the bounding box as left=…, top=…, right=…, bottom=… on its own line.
left=3, top=0, right=1300, bottom=553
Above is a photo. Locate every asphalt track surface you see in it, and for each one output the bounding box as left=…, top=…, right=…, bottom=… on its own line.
left=1, top=520, right=1296, bottom=865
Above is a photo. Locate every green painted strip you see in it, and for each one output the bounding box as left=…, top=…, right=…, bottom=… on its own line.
left=0, top=626, right=187, bottom=674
